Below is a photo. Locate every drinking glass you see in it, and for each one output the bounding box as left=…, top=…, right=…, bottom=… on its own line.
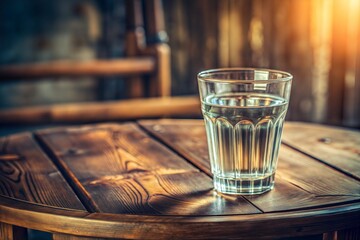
left=197, top=68, right=292, bottom=195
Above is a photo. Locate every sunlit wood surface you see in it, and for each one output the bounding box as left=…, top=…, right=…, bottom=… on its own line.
left=0, top=119, right=359, bottom=239
left=165, top=0, right=360, bottom=127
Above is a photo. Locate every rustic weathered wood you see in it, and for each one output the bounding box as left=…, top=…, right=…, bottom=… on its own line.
left=0, top=121, right=359, bottom=239
left=0, top=222, right=27, bottom=240
left=53, top=233, right=105, bottom=240
left=0, top=195, right=93, bottom=238
left=125, top=0, right=146, bottom=98
left=343, top=0, right=360, bottom=128
left=139, top=120, right=210, bottom=173
left=0, top=223, right=13, bottom=240
left=249, top=145, right=360, bottom=212
left=0, top=133, right=85, bottom=210
left=161, top=0, right=360, bottom=127
left=141, top=0, right=171, bottom=97
left=1, top=193, right=359, bottom=239
left=163, top=0, right=219, bottom=96
left=282, top=122, right=360, bottom=180
left=125, top=0, right=172, bottom=98
left=146, top=43, right=171, bottom=97
left=139, top=119, right=360, bottom=212
left=36, top=123, right=259, bottom=215
left=327, top=0, right=347, bottom=125
left=0, top=58, right=155, bottom=80
left=0, top=96, right=200, bottom=124
left=0, top=0, right=175, bottom=126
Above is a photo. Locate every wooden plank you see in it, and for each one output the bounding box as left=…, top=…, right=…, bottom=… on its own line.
left=0, top=96, right=201, bottom=124
left=0, top=133, right=85, bottom=210
left=248, top=145, right=360, bottom=212
left=0, top=195, right=99, bottom=239
left=1, top=194, right=359, bottom=240
left=37, top=123, right=260, bottom=215
left=0, top=223, right=13, bottom=240
left=218, top=0, right=229, bottom=67
left=0, top=222, right=27, bottom=240
left=86, top=203, right=360, bottom=239
left=0, top=223, right=26, bottom=240
left=53, top=233, right=104, bottom=240
left=163, top=0, right=219, bottom=96
left=345, top=0, right=360, bottom=128
left=282, top=122, right=360, bottom=180
left=285, top=0, right=314, bottom=122
left=139, top=119, right=210, bottom=173
left=0, top=58, right=155, bottom=80
left=309, top=0, right=332, bottom=123
left=139, top=119, right=360, bottom=212
left=327, top=0, right=348, bottom=125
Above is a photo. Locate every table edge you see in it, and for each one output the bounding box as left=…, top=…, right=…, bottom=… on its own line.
left=1, top=195, right=359, bottom=239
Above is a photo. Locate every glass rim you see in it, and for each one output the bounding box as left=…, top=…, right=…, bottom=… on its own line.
left=197, top=67, right=293, bottom=84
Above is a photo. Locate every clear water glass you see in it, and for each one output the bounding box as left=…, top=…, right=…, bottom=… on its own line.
left=197, top=68, right=292, bottom=195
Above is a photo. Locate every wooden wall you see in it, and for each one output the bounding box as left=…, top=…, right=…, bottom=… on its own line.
left=0, top=0, right=99, bottom=108
left=164, top=0, right=360, bottom=127
left=0, top=0, right=126, bottom=108
left=0, top=0, right=359, bottom=127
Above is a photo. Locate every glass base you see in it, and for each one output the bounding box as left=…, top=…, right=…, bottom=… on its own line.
left=213, top=173, right=275, bottom=195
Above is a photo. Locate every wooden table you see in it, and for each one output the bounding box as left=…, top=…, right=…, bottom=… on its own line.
left=0, top=120, right=359, bottom=240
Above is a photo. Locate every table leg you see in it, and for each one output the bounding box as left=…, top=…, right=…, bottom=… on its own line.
left=0, top=223, right=27, bottom=240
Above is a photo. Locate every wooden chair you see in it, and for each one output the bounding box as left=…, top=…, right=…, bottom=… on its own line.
left=0, top=0, right=200, bottom=125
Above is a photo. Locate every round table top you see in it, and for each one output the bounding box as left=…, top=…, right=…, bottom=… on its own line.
left=0, top=120, right=359, bottom=239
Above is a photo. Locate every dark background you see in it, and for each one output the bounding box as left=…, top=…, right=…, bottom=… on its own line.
left=1, top=0, right=359, bottom=127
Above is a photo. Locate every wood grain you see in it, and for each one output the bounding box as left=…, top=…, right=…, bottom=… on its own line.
left=282, top=122, right=360, bottom=180
left=0, top=120, right=359, bottom=239
left=163, top=0, right=219, bottom=95
left=0, top=223, right=13, bottom=240
left=139, top=119, right=209, bottom=173
left=139, top=119, right=360, bottom=212
left=0, top=133, right=85, bottom=210
left=165, top=0, right=360, bottom=127
left=327, top=0, right=347, bottom=125
left=36, top=123, right=259, bottom=215
left=248, top=145, right=360, bottom=212
left=0, top=96, right=200, bottom=124
left=0, top=223, right=27, bottom=240
left=53, top=233, right=106, bottom=240
left=1, top=194, right=359, bottom=240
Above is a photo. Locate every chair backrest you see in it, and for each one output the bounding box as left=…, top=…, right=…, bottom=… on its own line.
left=0, top=0, right=200, bottom=124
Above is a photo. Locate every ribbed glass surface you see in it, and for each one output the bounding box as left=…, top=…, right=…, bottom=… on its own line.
left=202, top=93, right=288, bottom=194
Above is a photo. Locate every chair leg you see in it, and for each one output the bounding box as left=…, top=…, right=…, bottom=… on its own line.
left=0, top=223, right=27, bottom=240
left=148, top=43, right=171, bottom=97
